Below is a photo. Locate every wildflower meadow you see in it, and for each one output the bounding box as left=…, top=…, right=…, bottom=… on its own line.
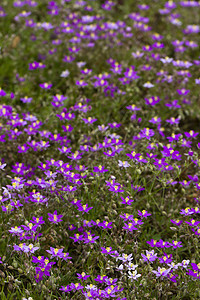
left=1, top=0, right=200, bottom=299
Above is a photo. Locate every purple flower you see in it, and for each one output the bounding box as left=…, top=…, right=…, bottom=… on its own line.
left=99, top=220, right=112, bottom=229
left=123, top=222, right=138, bottom=232
left=166, top=117, right=180, bottom=125
left=48, top=210, right=63, bottom=224
left=170, top=240, right=183, bottom=249
left=121, top=196, right=134, bottom=205
left=187, top=263, right=200, bottom=278
left=24, top=244, right=39, bottom=254
left=170, top=219, right=183, bottom=226
left=62, top=124, right=73, bottom=132
left=159, top=253, right=173, bottom=264
left=20, top=96, right=32, bottom=103
left=94, top=274, right=108, bottom=284
left=83, top=232, right=99, bottom=244
left=188, top=175, right=199, bottom=183
left=39, top=83, right=52, bottom=89
left=77, top=272, right=90, bottom=280
left=185, top=25, right=200, bottom=34
left=109, top=184, right=124, bottom=193
left=21, top=222, right=38, bottom=232
left=108, top=122, right=121, bottom=128
left=69, top=224, right=76, bottom=231
left=132, top=51, right=144, bottom=58
left=177, top=88, right=190, bottom=96
left=58, top=146, right=71, bottom=154
left=76, top=203, right=93, bottom=214
left=138, top=210, right=151, bottom=218
left=18, top=144, right=29, bottom=153
left=145, top=96, right=161, bottom=106
left=46, top=247, right=63, bottom=259
left=167, top=273, right=178, bottom=283
left=93, top=165, right=108, bottom=173
left=138, top=4, right=149, bottom=10
left=35, top=264, right=52, bottom=282
left=101, top=246, right=119, bottom=257
left=181, top=139, right=192, bottom=147
left=70, top=233, right=84, bottom=242
left=13, top=243, right=26, bottom=252
left=0, top=88, right=7, bottom=96
left=152, top=267, right=171, bottom=277
left=146, top=239, right=159, bottom=247
left=59, top=285, right=72, bottom=292
left=25, top=19, right=36, bottom=27
left=184, top=130, right=199, bottom=138
left=67, top=151, right=82, bottom=160
left=165, top=1, right=176, bottom=9
left=76, top=80, right=88, bottom=87
left=34, top=270, right=44, bottom=282
left=140, top=128, right=155, bottom=140
left=31, top=216, right=45, bottom=226
left=63, top=54, right=74, bottom=62
left=82, top=117, right=97, bottom=124
left=61, top=252, right=72, bottom=261
left=70, top=282, right=84, bottom=291
left=18, top=11, right=31, bottom=17
left=141, top=250, right=157, bottom=263
left=156, top=240, right=171, bottom=248
left=126, top=104, right=141, bottom=111
left=149, top=116, right=161, bottom=124
left=152, top=42, right=164, bottom=49
left=186, top=219, right=200, bottom=226
left=94, top=79, right=109, bottom=87
left=98, top=124, right=109, bottom=132
left=29, top=62, right=39, bottom=70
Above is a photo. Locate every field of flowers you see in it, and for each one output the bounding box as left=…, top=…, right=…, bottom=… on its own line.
left=0, top=0, right=200, bottom=299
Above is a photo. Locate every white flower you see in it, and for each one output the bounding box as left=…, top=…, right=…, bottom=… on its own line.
left=60, top=70, right=69, bottom=77
left=9, top=226, right=23, bottom=235
left=127, top=262, right=138, bottom=270
left=181, top=259, right=190, bottom=269
left=167, top=262, right=180, bottom=270
left=128, top=270, right=141, bottom=281
left=77, top=61, right=86, bottom=68
left=160, top=56, right=173, bottom=64
left=109, top=133, right=121, bottom=138
left=143, top=82, right=154, bottom=88
left=116, top=264, right=124, bottom=272
left=170, top=18, right=182, bottom=26
left=2, top=187, right=11, bottom=198
left=85, top=284, right=97, bottom=290
left=118, top=160, right=130, bottom=168
left=0, top=162, right=6, bottom=170
left=117, top=253, right=133, bottom=262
